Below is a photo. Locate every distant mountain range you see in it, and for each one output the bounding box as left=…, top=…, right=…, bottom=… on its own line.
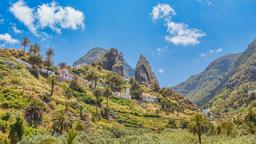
left=73, top=47, right=135, bottom=78
left=172, top=53, right=241, bottom=106
left=172, top=39, right=256, bottom=114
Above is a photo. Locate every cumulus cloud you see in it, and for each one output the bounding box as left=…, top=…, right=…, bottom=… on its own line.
left=165, top=22, right=205, bottom=46
left=151, top=3, right=176, bottom=21
left=0, top=33, right=19, bottom=45
left=151, top=3, right=205, bottom=46
left=9, top=0, right=85, bottom=36
left=9, top=0, right=37, bottom=35
left=37, top=2, right=84, bottom=34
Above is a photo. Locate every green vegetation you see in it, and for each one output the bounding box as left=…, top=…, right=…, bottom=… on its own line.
left=0, top=40, right=255, bottom=143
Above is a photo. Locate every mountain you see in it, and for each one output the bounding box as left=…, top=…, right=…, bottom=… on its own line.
left=135, top=55, right=159, bottom=88
left=209, top=39, right=256, bottom=114
left=73, top=47, right=135, bottom=78
left=98, top=48, right=125, bottom=76
left=172, top=53, right=241, bottom=106
left=73, top=47, right=107, bottom=66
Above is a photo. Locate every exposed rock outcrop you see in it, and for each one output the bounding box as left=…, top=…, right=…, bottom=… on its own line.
left=73, top=48, right=135, bottom=78
left=135, top=55, right=159, bottom=87
left=99, top=48, right=124, bottom=76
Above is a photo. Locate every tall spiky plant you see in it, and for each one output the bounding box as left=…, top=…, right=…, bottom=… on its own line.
left=21, top=37, right=30, bottom=52
left=189, top=114, right=210, bottom=144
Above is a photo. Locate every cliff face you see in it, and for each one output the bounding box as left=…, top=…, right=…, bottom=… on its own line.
left=135, top=55, right=159, bottom=87
left=100, top=48, right=124, bottom=76
left=73, top=48, right=135, bottom=78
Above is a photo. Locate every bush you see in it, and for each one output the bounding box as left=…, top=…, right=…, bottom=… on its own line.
left=0, top=88, right=28, bottom=109
left=168, top=119, right=177, bottom=129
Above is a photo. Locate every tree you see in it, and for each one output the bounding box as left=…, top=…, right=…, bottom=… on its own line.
left=52, top=110, right=72, bottom=135
left=9, top=117, right=24, bottom=144
left=86, top=70, right=98, bottom=89
left=21, top=37, right=30, bottom=52
left=45, top=48, right=55, bottom=73
left=93, top=88, right=103, bottom=119
left=245, top=107, right=256, bottom=134
left=28, top=43, right=42, bottom=77
left=129, top=78, right=143, bottom=100
left=106, top=73, right=125, bottom=92
left=29, top=43, right=40, bottom=56
left=48, top=74, right=58, bottom=96
left=189, top=114, right=210, bottom=144
left=58, top=62, right=67, bottom=69
left=25, top=101, right=44, bottom=127
left=104, top=87, right=112, bottom=109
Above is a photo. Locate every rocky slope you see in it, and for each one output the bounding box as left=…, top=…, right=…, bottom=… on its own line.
left=73, top=47, right=107, bottom=66
left=135, top=55, right=159, bottom=88
left=172, top=53, right=241, bottom=106
left=73, top=47, right=135, bottom=78
left=209, top=39, right=256, bottom=115
left=98, top=48, right=125, bottom=76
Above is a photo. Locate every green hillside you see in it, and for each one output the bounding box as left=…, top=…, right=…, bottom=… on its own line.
left=172, top=53, right=241, bottom=106
left=0, top=47, right=255, bottom=144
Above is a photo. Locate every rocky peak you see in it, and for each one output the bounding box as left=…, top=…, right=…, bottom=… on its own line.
left=135, top=55, right=159, bottom=87
left=100, top=48, right=124, bottom=76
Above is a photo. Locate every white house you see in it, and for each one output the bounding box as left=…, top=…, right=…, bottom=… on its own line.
left=58, top=68, right=74, bottom=81
left=141, top=93, right=158, bottom=103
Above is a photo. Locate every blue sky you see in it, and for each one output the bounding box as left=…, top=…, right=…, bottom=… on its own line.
left=0, top=0, right=256, bottom=87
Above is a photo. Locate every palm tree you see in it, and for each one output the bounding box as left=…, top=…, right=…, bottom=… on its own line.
left=52, top=110, right=72, bottom=135
left=65, top=129, right=78, bottom=144
left=48, top=74, right=58, bottom=96
left=86, top=70, right=98, bottom=89
left=106, top=73, right=124, bottom=92
left=25, top=101, right=44, bottom=127
left=9, top=117, right=24, bottom=144
left=189, top=114, right=209, bottom=144
left=245, top=107, right=256, bottom=134
left=93, top=88, right=102, bottom=119
left=21, top=37, right=30, bottom=52
left=104, top=87, right=112, bottom=109
left=29, top=43, right=40, bottom=56
left=45, top=48, right=55, bottom=73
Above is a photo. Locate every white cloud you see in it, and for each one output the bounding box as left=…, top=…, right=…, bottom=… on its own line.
left=0, top=33, right=19, bottom=44
left=215, top=48, right=223, bottom=53
left=151, top=3, right=176, bottom=21
left=165, top=22, right=206, bottom=46
left=200, top=48, right=223, bottom=57
left=197, top=0, right=213, bottom=6
left=151, top=3, right=206, bottom=46
left=37, top=2, right=85, bottom=34
left=9, top=0, right=37, bottom=35
left=200, top=53, right=206, bottom=57
left=11, top=24, right=23, bottom=34
left=158, top=68, right=165, bottom=74
left=9, top=0, right=85, bottom=36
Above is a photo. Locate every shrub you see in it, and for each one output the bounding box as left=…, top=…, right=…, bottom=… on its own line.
left=0, top=88, right=28, bottom=109
left=25, top=101, right=44, bottom=127
left=168, top=119, right=177, bottom=129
